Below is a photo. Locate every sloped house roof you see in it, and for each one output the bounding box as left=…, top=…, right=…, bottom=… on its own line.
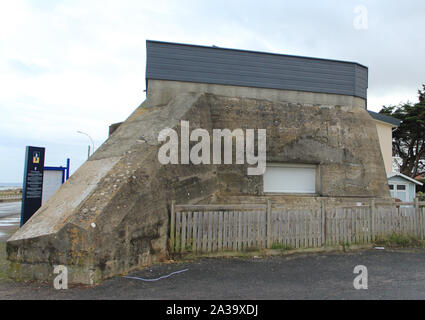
left=367, top=110, right=402, bottom=127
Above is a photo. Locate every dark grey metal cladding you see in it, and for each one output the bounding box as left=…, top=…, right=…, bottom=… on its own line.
left=146, top=40, right=368, bottom=99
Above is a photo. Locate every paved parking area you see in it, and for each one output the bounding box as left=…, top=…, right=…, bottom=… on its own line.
left=1, top=202, right=424, bottom=300
left=0, top=248, right=424, bottom=300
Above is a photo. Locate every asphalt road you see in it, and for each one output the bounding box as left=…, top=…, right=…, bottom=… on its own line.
left=0, top=202, right=20, bottom=241
left=1, top=248, right=424, bottom=300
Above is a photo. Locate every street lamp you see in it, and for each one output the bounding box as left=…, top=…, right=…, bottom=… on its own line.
left=77, top=131, right=95, bottom=159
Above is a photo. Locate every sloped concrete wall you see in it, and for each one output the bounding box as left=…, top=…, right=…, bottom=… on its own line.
left=7, top=84, right=389, bottom=284
left=7, top=92, right=219, bottom=284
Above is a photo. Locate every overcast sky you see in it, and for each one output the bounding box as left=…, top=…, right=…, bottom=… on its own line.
left=1, top=0, right=424, bottom=183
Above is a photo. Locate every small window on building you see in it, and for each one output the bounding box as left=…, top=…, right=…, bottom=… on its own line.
left=390, top=183, right=408, bottom=202
left=263, top=163, right=316, bottom=194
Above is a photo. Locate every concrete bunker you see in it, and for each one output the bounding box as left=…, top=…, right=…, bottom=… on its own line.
left=7, top=41, right=390, bottom=284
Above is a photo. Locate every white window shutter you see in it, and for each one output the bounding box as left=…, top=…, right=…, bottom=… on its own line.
left=264, top=164, right=316, bottom=194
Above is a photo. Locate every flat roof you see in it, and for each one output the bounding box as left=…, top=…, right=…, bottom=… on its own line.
left=146, top=40, right=368, bottom=69
left=146, top=40, right=369, bottom=100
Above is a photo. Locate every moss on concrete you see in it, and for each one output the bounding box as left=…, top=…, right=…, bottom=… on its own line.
left=0, top=242, right=9, bottom=281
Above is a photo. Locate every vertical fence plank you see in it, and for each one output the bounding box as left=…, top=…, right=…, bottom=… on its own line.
left=328, top=209, right=332, bottom=246
left=180, top=212, right=186, bottom=252
left=281, top=210, right=286, bottom=246
left=353, top=208, right=357, bottom=244
left=342, top=209, right=346, bottom=244
left=353, top=208, right=358, bottom=244
left=370, top=200, right=375, bottom=242
left=213, top=212, right=218, bottom=252
left=303, top=210, right=307, bottom=248
left=232, top=211, right=237, bottom=251
left=271, top=210, right=276, bottom=247
left=359, top=208, right=363, bottom=244
left=176, top=211, right=181, bottom=252
left=321, top=201, right=326, bottom=246
left=349, top=208, right=354, bottom=244
left=339, top=208, right=343, bottom=245
left=284, top=210, right=288, bottom=247
left=262, top=210, right=266, bottom=248
left=223, top=211, right=228, bottom=250
left=421, top=208, right=424, bottom=240
left=244, top=211, right=249, bottom=249
left=256, top=211, right=261, bottom=248
left=295, top=210, right=300, bottom=248
left=240, top=211, right=244, bottom=250
left=251, top=211, right=253, bottom=248
left=198, top=211, right=203, bottom=253
left=232, top=211, right=236, bottom=251
left=247, top=211, right=252, bottom=249
left=421, top=208, right=425, bottom=240
left=366, top=207, right=370, bottom=243
left=218, top=211, right=223, bottom=252
left=237, top=211, right=242, bottom=251
left=202, top=212, right=208, bottom=253
left=308, top=210, right=312, bottom=248
left=187, top=212, right=192, bottom=251
left=170, top=201, right=176, bottom=253
left=310, top=210, right=314, bottom=247
left=266, top=200, right=272, bottom=249
left=288, top=210, right=293, bottom=248
left=192, top=211, right=198, bottom=253
left=207, top=212, right=213, bottom=252
left=330, top=209, right=334, bottom=246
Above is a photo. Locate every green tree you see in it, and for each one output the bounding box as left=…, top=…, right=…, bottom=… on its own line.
left=379, top=85, right=425, bottom=177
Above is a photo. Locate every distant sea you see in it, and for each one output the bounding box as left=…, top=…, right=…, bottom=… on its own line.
left=0, top=183, right=22, bottom=191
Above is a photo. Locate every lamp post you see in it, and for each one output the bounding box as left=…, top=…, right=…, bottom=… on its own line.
left=77, top=131, right=95, bottom=159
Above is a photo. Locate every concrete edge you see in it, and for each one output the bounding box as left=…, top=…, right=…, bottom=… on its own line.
left=171, top=244, right=376, bottom=261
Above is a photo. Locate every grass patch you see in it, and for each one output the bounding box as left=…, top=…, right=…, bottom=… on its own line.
left=270, top=243, right=292, bottom=251
left=339, top=241, right=351, bottom=251
left=375, top=234, right=425, bottom=248
left=0, top=242, right=9, bottom=281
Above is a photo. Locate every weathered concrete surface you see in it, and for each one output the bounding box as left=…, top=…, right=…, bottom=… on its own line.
left=7, top=84, right=390, bottom=284
left=147, top=79, right=367, bottom=109
left=7, top=92, right=219, bottom=284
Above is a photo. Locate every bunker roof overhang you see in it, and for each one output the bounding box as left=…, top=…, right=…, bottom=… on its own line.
left=145, top=40, right=368, bottom=100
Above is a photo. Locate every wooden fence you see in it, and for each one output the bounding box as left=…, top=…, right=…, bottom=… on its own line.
left=169, top=200, right=425, bottom=254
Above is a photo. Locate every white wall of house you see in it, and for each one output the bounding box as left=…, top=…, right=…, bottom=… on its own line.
left=375, top=120, right=394, bottom=174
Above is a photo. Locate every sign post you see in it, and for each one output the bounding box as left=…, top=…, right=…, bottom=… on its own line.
left=20, top=146, right=45, bottom=227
